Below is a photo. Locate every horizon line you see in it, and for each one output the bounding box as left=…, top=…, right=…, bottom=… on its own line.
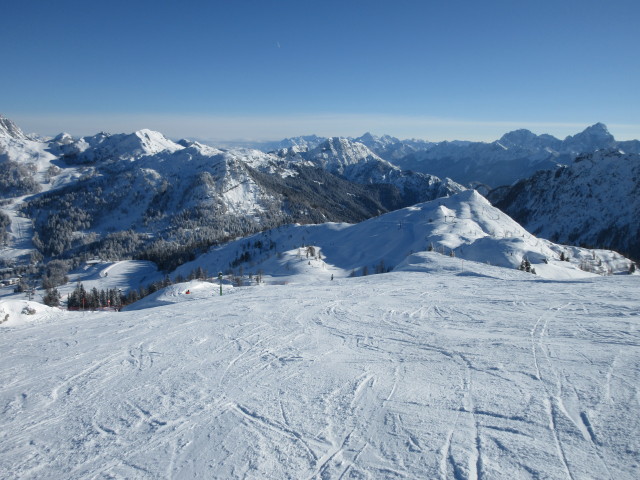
left=4, top=112, right=640, bottom=143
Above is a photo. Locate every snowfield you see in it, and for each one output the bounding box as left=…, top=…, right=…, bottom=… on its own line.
left=1, top=254, right=638, bottom=479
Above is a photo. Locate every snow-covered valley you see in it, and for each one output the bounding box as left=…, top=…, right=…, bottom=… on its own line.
left=1, top=253, right=639, bottom=479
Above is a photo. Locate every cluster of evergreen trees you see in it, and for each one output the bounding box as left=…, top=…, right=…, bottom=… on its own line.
left=518, top=257, right=536, bottom=275
left=61, top=266, right=211, bottom=310
left=0, top=211, right=10, bottom=244
left=66, top=284, right=125, bottom=310
left=0, top=161, right=41, bottom=197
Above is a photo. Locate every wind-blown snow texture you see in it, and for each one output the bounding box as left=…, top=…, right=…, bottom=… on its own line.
left=1, top=254, right=639, bottom=479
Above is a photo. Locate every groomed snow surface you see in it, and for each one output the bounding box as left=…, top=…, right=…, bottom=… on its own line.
left=1, top=254, right=639, bottom=479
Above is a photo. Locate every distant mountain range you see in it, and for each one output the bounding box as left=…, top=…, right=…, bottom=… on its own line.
left=1, top=114, right=638, bottom=272
left=245, top=123, right=639, bottom=188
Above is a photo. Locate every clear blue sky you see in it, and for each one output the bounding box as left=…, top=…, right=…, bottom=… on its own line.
left=2, top=0, right=639, bottom=142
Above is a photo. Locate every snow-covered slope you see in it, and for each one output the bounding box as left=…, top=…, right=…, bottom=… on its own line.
left=488, top=149, right=640, bottom=262
left=1, top=254, right=638, bottom=478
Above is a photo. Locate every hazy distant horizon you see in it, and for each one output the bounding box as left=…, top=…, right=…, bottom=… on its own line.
left=6, top=112, right=639, bottom=144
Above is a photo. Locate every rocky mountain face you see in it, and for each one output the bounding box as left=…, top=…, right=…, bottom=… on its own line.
left=487, top=149, right=640, bottom=261
left=0, top=116, right=30, bottom=141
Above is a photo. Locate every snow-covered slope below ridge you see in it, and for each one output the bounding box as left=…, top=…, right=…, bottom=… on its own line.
left=489, top=149, right=640, bottom=262
left=1, top=253, right=638, bottom=479
left=175, top=189, right=631, bottom=283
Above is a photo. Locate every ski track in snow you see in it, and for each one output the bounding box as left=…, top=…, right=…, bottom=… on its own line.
left=1, top=270, right=639, bottom=479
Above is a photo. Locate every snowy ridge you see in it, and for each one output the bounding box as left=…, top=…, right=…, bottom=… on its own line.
left=206, top=124, right=640, bottom=189
left=51, top=129, right=183, bottom=162
left=299, top=137, right=465, bottom=199
left=174, top=190, right=630, bottom=283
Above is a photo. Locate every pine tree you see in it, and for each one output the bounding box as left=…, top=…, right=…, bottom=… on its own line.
left=196, top=266, right=206, bottom=280
left=90, top=287, right=100, bottom=309
left=43, top=288, right=61, bottom=307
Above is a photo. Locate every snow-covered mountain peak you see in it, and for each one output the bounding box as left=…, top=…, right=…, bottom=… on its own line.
left=268, top=134, right=325, bottom=151
left=495, top=129, right=564, bottom=153
left=353, top=132, right=402, bottom=148
left=0, top=115, right=29, bottom=141
left=309, top=137, right=390, bottom=170
left=498, top=129, right=539, bottom=147
left=357, top=132, right=377, bottom=143
left=562, top=122, right=615, bottom=153
left=130, top=129, right=182, bottom=155
left=51, top=132, right=76, bottom=145
left=584, top=122, right=611, bottom=135
left=51, top=128, right=184, bottom=163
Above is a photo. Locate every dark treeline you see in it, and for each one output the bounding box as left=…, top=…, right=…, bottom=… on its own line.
left=65, top=266, right=209, bottom=310
left=66, top=284, right=125, bottom=310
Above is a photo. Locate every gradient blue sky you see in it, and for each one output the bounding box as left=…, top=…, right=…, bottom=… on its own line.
left=2, top=0, right=639, bottom=142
